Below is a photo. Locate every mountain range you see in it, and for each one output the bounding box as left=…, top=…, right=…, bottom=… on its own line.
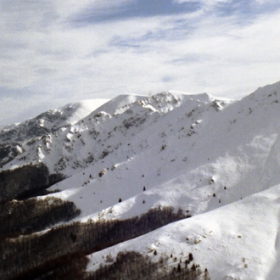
left=1, top=81, right=280, bottom=279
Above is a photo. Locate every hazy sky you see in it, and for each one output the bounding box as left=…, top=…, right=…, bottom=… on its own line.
left=1, top=0, right=280, bottom=125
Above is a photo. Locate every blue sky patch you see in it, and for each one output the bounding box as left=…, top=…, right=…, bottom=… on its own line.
left=71, top=0, right=201, bottom=26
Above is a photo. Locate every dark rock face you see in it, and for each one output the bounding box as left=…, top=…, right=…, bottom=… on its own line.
left=0, top=124, right=49, bottom=143
left=0, top=143, right=23, bottom=167
left=0, top=109, right=72, bottom=144
left=0, top=107, right=75, bottom=165
left=0, top=163, right=64, bottom=202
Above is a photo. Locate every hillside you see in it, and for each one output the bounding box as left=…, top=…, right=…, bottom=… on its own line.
left=1, top=81, right=280, bottom=279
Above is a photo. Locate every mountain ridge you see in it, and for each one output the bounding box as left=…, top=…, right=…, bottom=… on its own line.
left=1, top=82, right=280, bottom=279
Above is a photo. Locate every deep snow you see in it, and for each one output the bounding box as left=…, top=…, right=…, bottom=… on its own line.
left=2, top=81, right=280, bottom=279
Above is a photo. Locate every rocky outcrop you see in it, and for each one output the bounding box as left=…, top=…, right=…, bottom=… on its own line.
left=0, top=143, right=23, bottom=167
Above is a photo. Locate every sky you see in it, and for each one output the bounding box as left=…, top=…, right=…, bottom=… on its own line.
left=1, top=0, right=280, bottom=126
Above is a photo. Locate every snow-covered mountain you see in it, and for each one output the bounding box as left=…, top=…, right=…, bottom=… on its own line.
left=1, top=81, right=280, bottom=279
left=0, top=99, right=108, bottom=167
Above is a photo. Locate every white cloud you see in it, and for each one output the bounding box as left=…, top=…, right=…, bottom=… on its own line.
left=0, top=0, right=280, bottom=125
left=175, top=0, right=229, bottom=4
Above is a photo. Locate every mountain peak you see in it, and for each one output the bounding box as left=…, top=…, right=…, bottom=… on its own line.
left=2, top=82, right=280, bottom=279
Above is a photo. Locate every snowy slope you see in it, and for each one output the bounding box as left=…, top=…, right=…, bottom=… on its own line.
left=1, top=81, right=280, bottom=279
left=87, top=183, right=280, bottom=280
left=21, top=84, right=280, bottom=221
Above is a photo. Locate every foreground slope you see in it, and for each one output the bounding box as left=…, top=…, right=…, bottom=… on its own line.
left=1, top=81, right=280, bottom=279
left=87, top=183, right=280, bottom=280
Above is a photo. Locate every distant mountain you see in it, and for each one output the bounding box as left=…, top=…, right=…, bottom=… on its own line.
left=0, top=99, right=108, bottom=167
left=1, top=82, right=280, bottom=279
